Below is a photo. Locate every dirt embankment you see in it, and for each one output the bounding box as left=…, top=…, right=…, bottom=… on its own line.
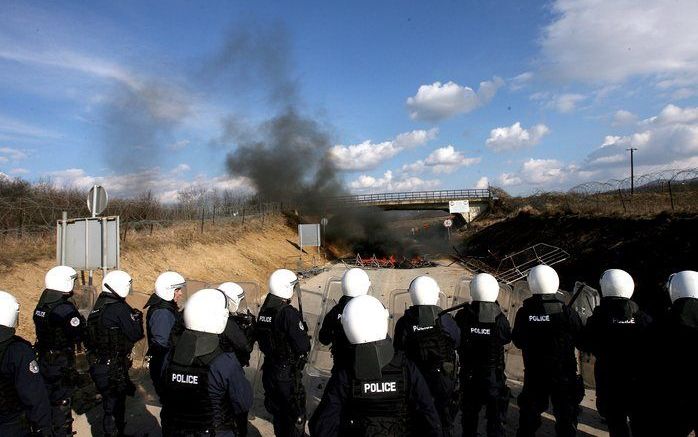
left=2, top=214, right=305, bottom=341
left=460, top=212, right=698, bottom=315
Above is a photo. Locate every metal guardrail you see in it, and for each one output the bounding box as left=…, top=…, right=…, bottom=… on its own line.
left=495, top=243, right=570, bottom=285
left=330, top=189, right=493, bottom=206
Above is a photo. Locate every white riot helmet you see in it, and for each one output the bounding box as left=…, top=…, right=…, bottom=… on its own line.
left=0, top=291, right=19, bottom=329
left=527, top=265, right=560, bottom=295
left=155, top=271, right=186, bottom=301
left=102, top=270, right=133, bottom=298
left=409, top=275, right=440, bottom=306
left=342, top=268, right=371, bottom=297
left=269, top=269, right=297, bottom=300
left=218, top=282, right=245, bottom=313
left=45, top=266, right=78, bottom=293
left=470, top=273, right=499, bottom=302
left=667, top=270, right=698, bottom=303
left=341, top=295, right=389, bottom=345
left=600, top=269, right=635, bottom=298
left=184, top=288, right=229, bottom=334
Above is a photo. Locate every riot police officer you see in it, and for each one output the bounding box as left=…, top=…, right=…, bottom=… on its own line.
left=218, top=282, right=255, bottom=366
left=318, top=268, right=370, bottom=372
left=87, top=270, right=145, bottom=437
left=455, top=273, right=512, bottom=437
left=144, top=271, right=186, bottom=398
left=579, top=269, right=652, bottom=437
left=160, top=288, right=253, bottom=436
left=33, top=265, right=86, bottom=436
left=255, top=269, right=311, bottom=437
left=512, top=265, right=583, bottom=437
left=661, top=270, right=698, bottom=436
left=310, top=294, right=442, bottom=437
left=393, top=275, right=460, bottom=436
left=0, top=290, right=52, bottom=437
left=218, top=281, right=256, bottom=437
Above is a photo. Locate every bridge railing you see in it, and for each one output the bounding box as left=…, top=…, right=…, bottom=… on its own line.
left=329, top=189, right=492, bottom=206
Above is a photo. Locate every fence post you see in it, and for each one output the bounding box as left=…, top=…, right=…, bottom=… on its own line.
left=618, top=189, right=627, bottom=213
left=668, top=180, right=675, bottom=211
left=200, top=206, right=205, bottom=233
left=242, top=208, right=245, bottom=225
left=212, top=204, right=216, bottom=225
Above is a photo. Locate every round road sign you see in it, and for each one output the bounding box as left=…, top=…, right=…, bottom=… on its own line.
left=321, top=217, right=328, bottom=226
left=443, top=219, right=453, bottom=228
left=87, top=185, right=108, bottom=216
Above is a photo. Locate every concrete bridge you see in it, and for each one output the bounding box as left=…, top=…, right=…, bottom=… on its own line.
left=329, top=188, right=494, bottom=222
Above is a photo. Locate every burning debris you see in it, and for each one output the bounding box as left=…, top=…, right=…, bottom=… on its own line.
left=341, top=254, right=438, bottom=269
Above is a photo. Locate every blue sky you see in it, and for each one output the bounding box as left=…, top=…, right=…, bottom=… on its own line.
left=1, top=0, right=698, bottom=200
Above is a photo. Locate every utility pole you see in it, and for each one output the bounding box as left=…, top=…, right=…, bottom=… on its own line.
left=626, top=147, right=638, bottom=195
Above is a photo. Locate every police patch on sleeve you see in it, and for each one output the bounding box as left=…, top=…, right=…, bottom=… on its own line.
left=29, top=360, right=39, bottom=374
left=70, top=317, right=81, bottom=327
left=299, top=321, right=305, bottom=331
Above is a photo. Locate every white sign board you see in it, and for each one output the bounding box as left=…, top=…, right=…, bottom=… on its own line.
left=443, top=219, right=453, bottom=228
left=449, top=200, right=470, bottom=214
left=56, top=216, right=120, bottom=270
left=298, top=224, right=321, bottom=247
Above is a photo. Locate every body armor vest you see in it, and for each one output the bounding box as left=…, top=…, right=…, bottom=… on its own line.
left=33, top=290, right=71, bottom=352
left=462, top=303, right=505, bottom=373
left=256, top=295, right=294, bottom=363
left=0, top=337, right=27, bottom=415
left=87, top=294, right=133, bottom=358
left=343, top=353, right=410, bottom=436
left=521, top=295, right=577, bottom=376
left=144, top=294, right=179, bottom=350
left=162, top=332, right=233, bottom=432
left=404, top=306, right=455, bottom=371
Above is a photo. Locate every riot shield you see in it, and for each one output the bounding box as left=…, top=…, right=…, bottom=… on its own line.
left=125, top=290, right=151, bottom=369
left=387, top=288, right=448, bottom=338
left=305, top=278, right=343, bottom=378
left=570, top=281, right=600, bottom=326
left=70, top=284, right=97, bottom=319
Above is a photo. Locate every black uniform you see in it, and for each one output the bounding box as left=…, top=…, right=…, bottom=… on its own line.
left=310, top=339, right=443, bottom=437
left=318, top=295, right=354, bottom=371
left=144, top=293, right=181, bottom=399
left=86, top=292, right=145, bottom=437
left=512, top=294, right=583, bottom=437
left=160, top=329, right=253, bottom=437
left=33, top=288, right=86, bottom=436
left=254, top=293, right=311, bottom=437
left=579, top=296, right=652, bottom=437
left=455, top=301, right=512, bottom=437
left=0, top=326, right=52, bottom=437
left=657, top=297, right=698, bottom=437
left=394, top=305, right=460, bottom=436
left=220, top=311, right=255, bottom=437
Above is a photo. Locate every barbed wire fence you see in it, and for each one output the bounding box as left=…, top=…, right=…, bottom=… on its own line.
left=0, top=179, right=282, bottom=241
left=495, top=168, right=698, bottom=216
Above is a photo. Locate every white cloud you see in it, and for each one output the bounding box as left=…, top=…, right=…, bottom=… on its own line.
left=9, top=168, right=29, bottom=175
left=485, top=122, right=550, bottom=152
left=475, top=176, right=489, bottom=189
left=330, top=128, right=438, bottom=171
left=541, top=0, right=698, bottom=85
left=349, top=170, right=440, bottom=193
left=586, top=104, right=698, bottom=169
left=0, top=147, right=28, bottom=161
left=498, top=158, right=572, bottom=187
left=46, top=167, right=252, bottom=202
left=406, top=77, right=504, bottom=121
left=0, top=115, right=59, bottom=141
left=172, top=163, right=191, bottom=173
left=498, top=173, right=522, bottom=187
left=612, top=110, right=638, bottom=127
left=510, top=72, right=534, bottom=90
left=549, top=93, right=586, bottom=113
left=402, top=145, right=481, bottom=175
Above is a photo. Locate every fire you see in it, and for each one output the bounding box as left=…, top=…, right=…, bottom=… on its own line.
left=343, top=254, right=436, bottom=269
